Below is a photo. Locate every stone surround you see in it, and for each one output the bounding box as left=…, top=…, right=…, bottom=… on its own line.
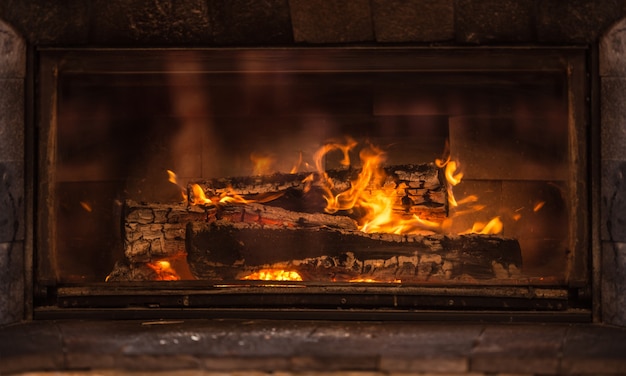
left=1, top=320, right=626, bottom=375
left=1, top=1, right=626, bottom=329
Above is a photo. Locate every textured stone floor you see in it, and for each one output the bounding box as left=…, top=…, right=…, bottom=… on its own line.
left=1, top=319, right=626, bottom=375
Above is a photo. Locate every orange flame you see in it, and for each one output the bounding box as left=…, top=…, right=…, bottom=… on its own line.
left=348, top=278, right=402, bottom=283
left=167, top=170, right=188, bottom=202
left=463, top=216, right=503, bottom=235
left=251, top=153, right=276, bottom=176
left=313, top=140, right=444, bottom=235
left=241, top=269, right=303, bottom=281
left=436, top=157, right=463, bottom=208
left=146, top=260, right=180, bottom=281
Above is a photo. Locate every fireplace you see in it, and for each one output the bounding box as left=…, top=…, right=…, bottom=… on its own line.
left=1, top=0, right=626, bottom=326
left=26, top=46, right=589, bottom=317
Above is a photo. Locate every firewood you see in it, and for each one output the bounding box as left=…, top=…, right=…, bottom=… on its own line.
left=123, top=200, right=359, bottom=262
left=123, top=200, right=206, bottom=262
left=186, top=221, right=523, bottom=283
left=188, top=163, right=447, bottom=219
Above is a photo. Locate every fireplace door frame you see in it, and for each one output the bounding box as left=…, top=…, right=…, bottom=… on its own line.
left=33, top=47, right=592, bottom=320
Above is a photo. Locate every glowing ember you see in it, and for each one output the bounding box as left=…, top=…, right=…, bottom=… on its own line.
left=79, top=201, right=92, bottom=212
left=533, top=201, right=545, bottom=212
left=241, top=269, right=303, bottom=281
left=146, top=260, right=180, bottom=281
left=348, top=278, right=402, bottom=283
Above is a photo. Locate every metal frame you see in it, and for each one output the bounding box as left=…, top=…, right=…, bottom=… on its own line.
left=33, top=47, right=593, bottom=319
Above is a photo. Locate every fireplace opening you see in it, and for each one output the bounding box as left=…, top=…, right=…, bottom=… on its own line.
left=34, top=48, right=590, bottom=317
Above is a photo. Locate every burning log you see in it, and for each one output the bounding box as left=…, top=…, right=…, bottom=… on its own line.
left=188, top=163, right=447, bottom=220
left=123, top=201, right=206, bottom=262
left=123, top=200, right=359, bottom=263
left=186, top=221, right=523, bottom=283
left=123, top=163, right=447, bottom=265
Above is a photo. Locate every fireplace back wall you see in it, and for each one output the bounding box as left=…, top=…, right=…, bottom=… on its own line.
left=1, top=0, right=626, bottom=326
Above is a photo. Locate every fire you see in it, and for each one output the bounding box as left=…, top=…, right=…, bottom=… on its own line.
left=170, top=138, right=509, bottom=237
left=313, top=140, right=445, bottom=235
left=146, top=260, right=180, bottom=281
left=348, top=278, right=401, bottom=283
left=463, top=216, right=503, bottom=235
left=251, top=153, right=276, bottom=176
left=436, top=157, right=463, bottom=208
left=241, top=269, right=303, bottom=281
left=167, top=169, right=188, bottom=202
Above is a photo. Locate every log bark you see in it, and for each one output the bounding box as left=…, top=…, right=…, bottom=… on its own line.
left=123, top=200, right=359, bottom=263
left=123, top=200, right=206, bottom=262
left=186, top=221, right=523, bottom=283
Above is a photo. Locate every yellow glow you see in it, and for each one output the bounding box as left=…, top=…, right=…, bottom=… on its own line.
left=241, top=269, right=303, bottom=281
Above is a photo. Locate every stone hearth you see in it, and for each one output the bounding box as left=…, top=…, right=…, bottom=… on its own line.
left=1, top=0, right=626, bottom=330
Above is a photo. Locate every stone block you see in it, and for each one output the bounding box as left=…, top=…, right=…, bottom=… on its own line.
left=371, top=0, right=454, bottom=42
left=601, top=160, right=626, bottom=243
left=455, top=0, right=534, bottom=44
left=0, top=161, right=24, bottom=243
left=378, top=323, right=479, bottom=373
left=210, top=0, right=293, bottom=44
left=601, top=242, right=626, bottom=326
left=600, top=78, right=626, bottom=163
left=561, top=322, right=626, bottom=373
left=0, top=321, right=66, bottom=374
left=0, top=242, right=24, bottom=326
left=0, top=0, right=89, bottom=45
left=600, top=18, right=626, bottom=77
left=0, top=79, right=24, bottom=161
left=289, top=0, right=374, bottom=43
left=91, top=0, right=213, bottom=45
left=470, top=324, right=567, bottom=374
left=0, top=21, right=25, bottom=78
left=537, top=0, right=626, bottom=44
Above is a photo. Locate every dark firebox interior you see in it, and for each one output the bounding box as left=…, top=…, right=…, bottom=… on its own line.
left=41, top=49, right=573, bottom=287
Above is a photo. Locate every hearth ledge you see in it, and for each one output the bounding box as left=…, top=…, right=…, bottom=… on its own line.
left=1, top=320, right=625, bottom=375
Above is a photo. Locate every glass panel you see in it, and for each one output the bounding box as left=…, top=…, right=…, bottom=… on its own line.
left=48, top=50, right=571, bottom=285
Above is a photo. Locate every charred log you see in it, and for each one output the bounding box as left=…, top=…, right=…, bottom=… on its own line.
left=188, top=163, right=447, bottom=218
left=123, top=200, right=358, bottom=263
left=123, top=200, right=205, bottom=262
left=186, top=221, right=522, bottom=283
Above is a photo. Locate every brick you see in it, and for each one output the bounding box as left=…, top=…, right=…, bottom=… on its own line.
left=601, top=160, right=626, bottom=243
left=561, top=323, right=626, bottom=373
left=0, top=161, right=24, bottom=243
left=600, top=18, right=626, bottom=77
left=600, top=78, right=626, bottom=163
left=210, top=0, right=293, bottom=44
left=0, top=0, right=88, bottom=45
left=471, top=324, right=567, bottom=374
left=289, top=0, right=374, bottom=43
left=0, top=319, right=65, bottom=373
left=537, top=0, right=626, bottom=44
left=91, top=0, right=212, bottom=45
left=371, top=0, right=454, bottom=42
left=0, top=79, right=24, bottom=161
left=456, top=0, right=534, bottom=44
left=0, top=21, right=25, bottom=78
left=0, top=242, right=24, bottom=325
left=601, top=242, right=626, bottom=326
